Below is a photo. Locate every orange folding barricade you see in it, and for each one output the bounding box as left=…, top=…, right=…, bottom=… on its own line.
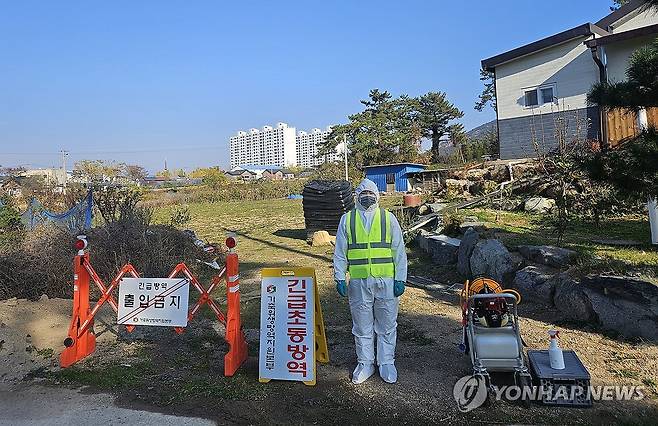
left=60, top=236, right=248, bottom=376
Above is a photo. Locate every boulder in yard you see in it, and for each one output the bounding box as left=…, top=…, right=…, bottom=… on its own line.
left=485, top=164, right=510, bottom=183
left=311, top=230, right=335, bottom=247
left=465, top=168, right=487, bottom=181
left=517, top=245, right=577, bottom=268
left=552, top=276, right=597, bottom=322
left=513, top=265, right=557, bottom=305
left=445, top=179, right=472, bottom=196
left=457, top=227, right=479, bottom=278
left=417, top=230, right=460, bottom=265
left=580, top=275, right=658, bottom=341
left=470, top=239, right=516, bottom=285
left=524, top=197, right=556, bottom=214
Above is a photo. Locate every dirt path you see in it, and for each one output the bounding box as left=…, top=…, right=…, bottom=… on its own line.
left=0, top=383, right=213, bottom=425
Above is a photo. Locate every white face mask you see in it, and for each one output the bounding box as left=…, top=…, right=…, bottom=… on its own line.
left=359, top=191, right=377, bottom=209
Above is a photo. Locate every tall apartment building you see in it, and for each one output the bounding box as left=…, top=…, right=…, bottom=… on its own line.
left=295, top=127, right=345, bottom=168
left=229, top=122, right=297, bottom=169
left=229, top=123, right=344, bottom=169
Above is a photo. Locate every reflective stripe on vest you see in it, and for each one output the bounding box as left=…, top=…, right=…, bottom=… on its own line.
left=346, top=208, right=394, bottom=278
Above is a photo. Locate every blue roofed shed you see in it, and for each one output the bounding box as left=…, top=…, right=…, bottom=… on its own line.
left=364, top=163, right=427, bottom=193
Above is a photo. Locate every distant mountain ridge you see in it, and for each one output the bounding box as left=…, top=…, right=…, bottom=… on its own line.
left=467, top=120, right=497, bottom=140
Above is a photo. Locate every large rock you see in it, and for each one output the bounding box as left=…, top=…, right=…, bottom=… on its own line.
left=470, top=239, right=516, bottom=285
left=524, top=197, right=556, bottom=214
left=465, top=168, right=487, bottom=181
left=580, top=275, right=658, bottom=341
left=416, top=231, right=461, bottom=265
left=445, top=179, right=471, bottom=196
left=485, top=164, right=510, bottom=183
left=517, top=245, right=577, bottom=268
left=553, top=276, right=597, bottom=322
left=457, top=227, right=479, bottom=278
left=513, top=266, right=556, bottom=305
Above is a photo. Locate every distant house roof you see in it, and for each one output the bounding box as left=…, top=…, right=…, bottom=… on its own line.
left=280, top=169, right=295, bottom=175
left=363, top=163, right=427, bottom=170
left=585, top=23, right=658, bottom=47
left=482, top=23, right=609, bottom=71
left=237, top=164, right=281, bottom=171
left=226, top=169, right=256, bottom=176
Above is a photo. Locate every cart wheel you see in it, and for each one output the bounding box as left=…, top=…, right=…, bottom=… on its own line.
left=468, top=373, right=492, bottom=408
left=516, top=374, right=533, bottom=408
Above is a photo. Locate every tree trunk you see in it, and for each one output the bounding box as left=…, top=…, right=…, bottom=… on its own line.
left=430, top=129, right=442, bottom=162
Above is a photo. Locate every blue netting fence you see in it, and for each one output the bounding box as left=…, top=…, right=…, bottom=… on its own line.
left=20, top=190, right=93, bottom=233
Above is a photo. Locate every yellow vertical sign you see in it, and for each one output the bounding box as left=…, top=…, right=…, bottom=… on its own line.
left=259, top=268, right=329, bottom=386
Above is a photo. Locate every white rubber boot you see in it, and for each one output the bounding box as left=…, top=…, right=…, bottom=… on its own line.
left=352, top=363, right=376, bottom=384
left=379, top=363, right=398, bottom=384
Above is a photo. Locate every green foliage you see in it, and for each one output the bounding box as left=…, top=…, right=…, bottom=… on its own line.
left=320, top=89, right=463, bottom=167
left=94, top=186, right=147, bottom=224
left=578, top=129, right=658, bottom=203
left=169, top=205, right=191, bottom=227
left=144, top=180, right=306, bottom=207
left=474, top=69, right=497, bottom=112
left=308, top=162, right=363, bottom=187
left=588, top=38, right=658, bottom=110
left=201, top=168, right=227, bottom=188
left=585, top=32, right=658, bottom=207
left=0, top=198, right=22, bottom=231
left=414, top=92, right=464, bottom=162
left=322, top=89, right=421, bottom=167
left=156, top=169, right=172, bottom=179
left=0, top=197, right=23, bottom=247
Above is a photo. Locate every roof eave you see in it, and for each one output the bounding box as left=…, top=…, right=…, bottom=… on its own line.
left=596, top=0, right=648, bottom=29
left=482, top=23, right=609, bottom=71
left=585, top=23, right=658, bottom=48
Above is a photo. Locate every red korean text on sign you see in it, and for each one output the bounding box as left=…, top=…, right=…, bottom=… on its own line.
left=286, top=279, right=309, bottom=377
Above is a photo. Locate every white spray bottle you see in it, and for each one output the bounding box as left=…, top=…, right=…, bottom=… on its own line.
left=548, top=329, right=565, bottom=370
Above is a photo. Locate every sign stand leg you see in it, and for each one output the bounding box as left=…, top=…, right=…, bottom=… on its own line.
left=224, top=251, right=249, bottom=376
left=60, top=253, right=96, bottom=368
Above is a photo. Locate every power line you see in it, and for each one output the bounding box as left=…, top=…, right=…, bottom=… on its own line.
left=0, top=146, right=222, bottom=156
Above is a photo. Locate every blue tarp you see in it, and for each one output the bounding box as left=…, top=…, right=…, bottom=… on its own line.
left=21, top=190, right=93, bottom=233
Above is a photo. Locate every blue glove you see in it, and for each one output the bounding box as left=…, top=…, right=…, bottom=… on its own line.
left=394, top=280, right=405, bottom=297
left=336, top=280, right=347, bottom=297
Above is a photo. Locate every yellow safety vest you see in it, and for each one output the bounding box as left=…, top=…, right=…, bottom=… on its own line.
left=346, top=208, right=394, bottom=279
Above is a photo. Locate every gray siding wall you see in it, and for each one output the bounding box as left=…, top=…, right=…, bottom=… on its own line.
left=498, top=106, right=600, bottom=159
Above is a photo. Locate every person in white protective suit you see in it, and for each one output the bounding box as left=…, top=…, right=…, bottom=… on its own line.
left=333, top=178, right=407, bottom=384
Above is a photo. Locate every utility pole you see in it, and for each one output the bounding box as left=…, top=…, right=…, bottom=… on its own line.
left=60, top=149, right=69, bottom=189
left=343, top=135, right=348, bottom=182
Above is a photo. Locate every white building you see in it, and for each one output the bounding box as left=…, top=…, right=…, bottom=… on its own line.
left=229, top=122, right=297, bottom=169
left=481, top=0, right=658, bottom=159
left=295, top=127, right=344, bottom=168
left=230, top=123, right=345, bottom=169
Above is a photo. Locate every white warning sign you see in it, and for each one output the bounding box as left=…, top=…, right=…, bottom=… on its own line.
left=117, top=278, right=190, bottom=327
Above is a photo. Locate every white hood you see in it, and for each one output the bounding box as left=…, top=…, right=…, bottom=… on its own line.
left=355, top=178, right=380, bottom=212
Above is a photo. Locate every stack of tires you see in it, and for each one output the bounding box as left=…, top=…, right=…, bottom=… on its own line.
left=302, top=180, right=354, bottom=238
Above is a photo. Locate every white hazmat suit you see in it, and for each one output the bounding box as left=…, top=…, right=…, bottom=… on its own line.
left=334, top=179, right=407, bottom=384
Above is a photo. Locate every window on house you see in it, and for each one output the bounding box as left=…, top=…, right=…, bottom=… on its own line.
left=524, top=90, right=539, bottom=107
left=386, top=173, right=395, bottom=184
left=540, top=87, right=555, bottom=104
left=524, top=85, right=557, bottom=107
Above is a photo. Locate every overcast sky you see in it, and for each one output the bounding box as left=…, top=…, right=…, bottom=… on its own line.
left=0, top=0, right=616, bottom=173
